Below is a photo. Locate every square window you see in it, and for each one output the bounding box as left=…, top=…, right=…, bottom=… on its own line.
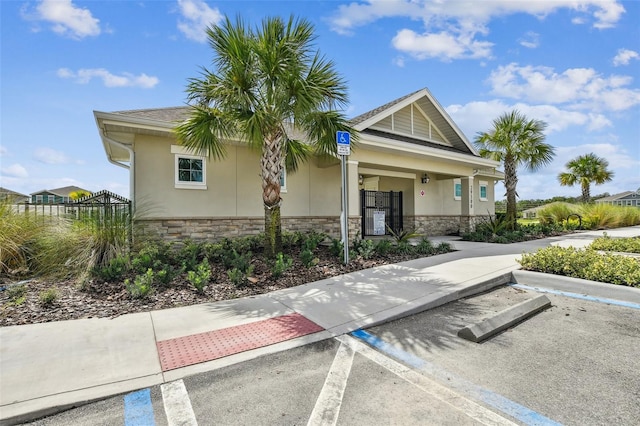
left=174, top=153, right=207, bottom=190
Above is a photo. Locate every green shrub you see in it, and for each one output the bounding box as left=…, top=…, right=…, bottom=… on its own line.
left=414, top=238, right=434, bottom=255
left=187, top=259, right=211, bottom=293
left=436, top=241, right=453, bottom=253
left=374, top=239, right=393, bottom=257
left=6, top=284, right=27, bottom=306
left=353, top=238, right=375, bottom=259
left=589, top=235, right=640, bottom=253
left=518, top=246, right=640, bottom=287
left=393, top=241, right=414, bottom=255
left=329, top=238, right=343, bottom=257
left=94, top=255, right=129, bottom=282
left=300, top=248, right=318, bottom=268
left=227, top=265, right=254, bottom=287
left=156, top=266, right=179, bottom=286
left=271, top=252, right=293, bottom=278
left=303, top=231, right=326, bottom=251
left=387, top=227, right=421, bottom=243
left=38, top=287, right=59, bottom=307
left=125, top=268, right=154, bottom=298
left=176, top=239, right=202, bottom=272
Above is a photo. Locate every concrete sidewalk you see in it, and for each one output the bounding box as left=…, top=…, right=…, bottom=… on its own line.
left=1, top=226, right=639, bottom=424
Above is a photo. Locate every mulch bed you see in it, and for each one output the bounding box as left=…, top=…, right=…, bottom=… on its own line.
left=0, top=247, right=424, bottom=327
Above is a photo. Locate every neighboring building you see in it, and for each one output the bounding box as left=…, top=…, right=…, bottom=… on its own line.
left=94, top=88, right=504, bottom=241
left=595, top=191, right=640, bottom=207
left=0, top=187, right=29, bottom=203
left=29, top=186, right=92, bottom=204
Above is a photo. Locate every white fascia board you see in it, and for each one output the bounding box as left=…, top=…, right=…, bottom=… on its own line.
left=361, top=133, right=500, bottom=170
left=94, top=110, right=176, bottom=134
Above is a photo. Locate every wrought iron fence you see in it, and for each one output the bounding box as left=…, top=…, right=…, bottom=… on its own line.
left=11, top=190, right=132, bottom=249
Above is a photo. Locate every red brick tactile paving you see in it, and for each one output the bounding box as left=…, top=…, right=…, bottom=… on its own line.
left=156, top=313, right=325, bottom=371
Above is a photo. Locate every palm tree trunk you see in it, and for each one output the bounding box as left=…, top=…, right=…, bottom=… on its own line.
left=503, top=156, right=518, bottom=230
left=581, top=182, right=591, bottom=203
left=261, top=135, right=284, bottom=258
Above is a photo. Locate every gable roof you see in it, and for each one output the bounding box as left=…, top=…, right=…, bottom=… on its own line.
left=350, top=88, right=479, bottom=156
left=95, top=87, right=492, bottom=166
left=30, top=186, right=91, bottom=197
left=595, top=191, right=639, bottom=202
left=0, top=187, right=29, bottom=201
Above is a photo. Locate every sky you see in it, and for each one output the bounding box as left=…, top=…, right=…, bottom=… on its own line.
left=1, top=0, right=639, bottom=201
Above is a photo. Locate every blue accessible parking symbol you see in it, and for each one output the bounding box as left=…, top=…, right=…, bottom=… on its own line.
left=336, top=131, right=350, bottom=156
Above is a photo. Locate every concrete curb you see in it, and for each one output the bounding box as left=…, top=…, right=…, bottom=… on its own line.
left=457, top=295, right=552, bottom=343
left=511, top=270, right=640, bottom=304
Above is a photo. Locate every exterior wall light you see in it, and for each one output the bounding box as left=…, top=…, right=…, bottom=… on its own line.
left=421, top=173, right=430, bottom=184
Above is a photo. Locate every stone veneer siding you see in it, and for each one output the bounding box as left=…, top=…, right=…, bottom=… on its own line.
left=135, top=216, right=361, bottom=242
left=411, top=215, right=487, bottom=236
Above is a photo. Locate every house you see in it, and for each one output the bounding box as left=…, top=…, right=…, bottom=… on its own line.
left=0, top=187, right=29, bottom=203
left=94, top=88, right=504, bottom=241
left=595, top=191, right=640, bottom=207
left=29, top=186, right=92, bottom=204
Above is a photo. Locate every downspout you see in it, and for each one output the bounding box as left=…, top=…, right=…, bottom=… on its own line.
left=99, top=129, right=135, bottom=211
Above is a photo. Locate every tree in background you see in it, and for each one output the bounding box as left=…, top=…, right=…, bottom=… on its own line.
left=475, top=110, right=555, bottom=229
left=558, top=153, right=614, bottom=203
left=69, top=190, right=91, bottom=201
left=175, top=15, right=354, bottom=257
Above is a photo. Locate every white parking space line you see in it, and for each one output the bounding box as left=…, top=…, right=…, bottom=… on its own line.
left=307, top=342, right=355, bottom=426
left=161, top=379, right=198, bottom=426
left=337, top=335, right=518, bottom=426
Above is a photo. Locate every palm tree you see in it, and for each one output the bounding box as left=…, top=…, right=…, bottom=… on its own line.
left=558, top=153, right=614, bottom=203
left=474, top=110, right=555, bottom=229
left=175, top=15, right=355, bottom=257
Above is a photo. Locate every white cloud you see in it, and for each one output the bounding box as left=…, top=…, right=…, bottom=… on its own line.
left=519, top=31, right=540, bottom=49
left=613, top=48, right=639, bottom=66
left=446, top=100, right=610, bottom=139
left=487, top=63, right=640, bottom=111
left=32, top=147, right=85, bottom=165
left=57, top=68, right=159, bottom=88
left=392, top=28, right=493, bottom=61
left=329, top=1, right=625, bottom=61
left=0, top=146, right=7, bottom=157
left=177, top=0, right=224, bottom=43
left=22, top=0, right=101, bottom=39
left=1, top=164, right=29, bottom=178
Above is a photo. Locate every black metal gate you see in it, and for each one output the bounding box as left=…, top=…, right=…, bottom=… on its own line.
left=360, top=190, right=403, bottom=236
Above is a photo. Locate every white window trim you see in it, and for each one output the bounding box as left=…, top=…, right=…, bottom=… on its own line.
left=172, top=145, right=207, bottom=190
left=479, top=180, right=488, bottom=201
left=280, top=169, right=287, bottom=193
left=453, top=179, right=461, bottom=201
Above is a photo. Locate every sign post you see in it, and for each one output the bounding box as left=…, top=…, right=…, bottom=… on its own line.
left=337, top=131, right=350, bottom=264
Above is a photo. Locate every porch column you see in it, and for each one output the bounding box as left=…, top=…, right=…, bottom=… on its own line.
left=347, top=160, right=360, bottom=216
left=461, top=177, right=474, bottom=232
